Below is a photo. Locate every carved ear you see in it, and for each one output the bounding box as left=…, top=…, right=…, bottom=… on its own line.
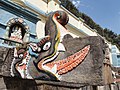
left=54, top=11, right=69, bottom=26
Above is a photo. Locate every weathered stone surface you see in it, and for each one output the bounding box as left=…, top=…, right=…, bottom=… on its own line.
left=0, top=76, right=119, bottom=90
left=0, top=36, right=113, bottom=85
left=0, top=76, right=87, bottom=90
left=61, top=36, right=105, bottom=85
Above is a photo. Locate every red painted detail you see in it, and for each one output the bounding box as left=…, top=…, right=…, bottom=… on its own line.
left=46, top=45, right=90, bottom=75
left=114, top=78, right=120, bottom=82
left=18, top=64, right=26, bottom=70
left=37, top=36, right=50, bottom=46
left=23, top=52, right=28, bottom=59
left=10, top=36, right=23, bottom=43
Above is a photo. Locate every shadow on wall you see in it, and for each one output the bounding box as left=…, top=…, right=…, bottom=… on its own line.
left=2, top=76, right=38, bottom=90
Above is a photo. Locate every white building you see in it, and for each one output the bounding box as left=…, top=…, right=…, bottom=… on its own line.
left=111, top=45, right=120, bottom=67
left=11, top=0, right=98, bottom=39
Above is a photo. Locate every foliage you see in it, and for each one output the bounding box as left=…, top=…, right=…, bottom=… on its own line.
left=60, top=0, right=81, bottom=17
left=59, top=0, right=120, bottom=50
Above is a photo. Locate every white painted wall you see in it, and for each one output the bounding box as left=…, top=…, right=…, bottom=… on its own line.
left=13, top=0, right=98, bottom=38
left=36, top=20, right=45, bottom=39
left=25, top=0, right=48, bottom=13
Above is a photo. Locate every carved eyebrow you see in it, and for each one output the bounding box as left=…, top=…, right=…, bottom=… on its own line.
left=37, top=36, right=50, bottom=46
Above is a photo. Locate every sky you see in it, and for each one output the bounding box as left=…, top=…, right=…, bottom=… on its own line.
left=71, top=0, right=120, bottom=35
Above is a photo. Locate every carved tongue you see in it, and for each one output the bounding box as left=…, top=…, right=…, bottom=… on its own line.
left=45, top=45, right=90, bottom=75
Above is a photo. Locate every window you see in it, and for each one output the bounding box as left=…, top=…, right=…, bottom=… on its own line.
left=117, top=55, right=120, bottom=58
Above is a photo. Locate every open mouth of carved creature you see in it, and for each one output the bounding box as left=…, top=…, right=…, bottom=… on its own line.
left=15, top=51, right=31, bottom=78
left=38, top=45, right=90, bottom=77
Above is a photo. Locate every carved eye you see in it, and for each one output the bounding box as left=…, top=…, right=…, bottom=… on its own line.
left=43, top=42, right=51, bottom=51
left=18, top=54, right=23, bottom=59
